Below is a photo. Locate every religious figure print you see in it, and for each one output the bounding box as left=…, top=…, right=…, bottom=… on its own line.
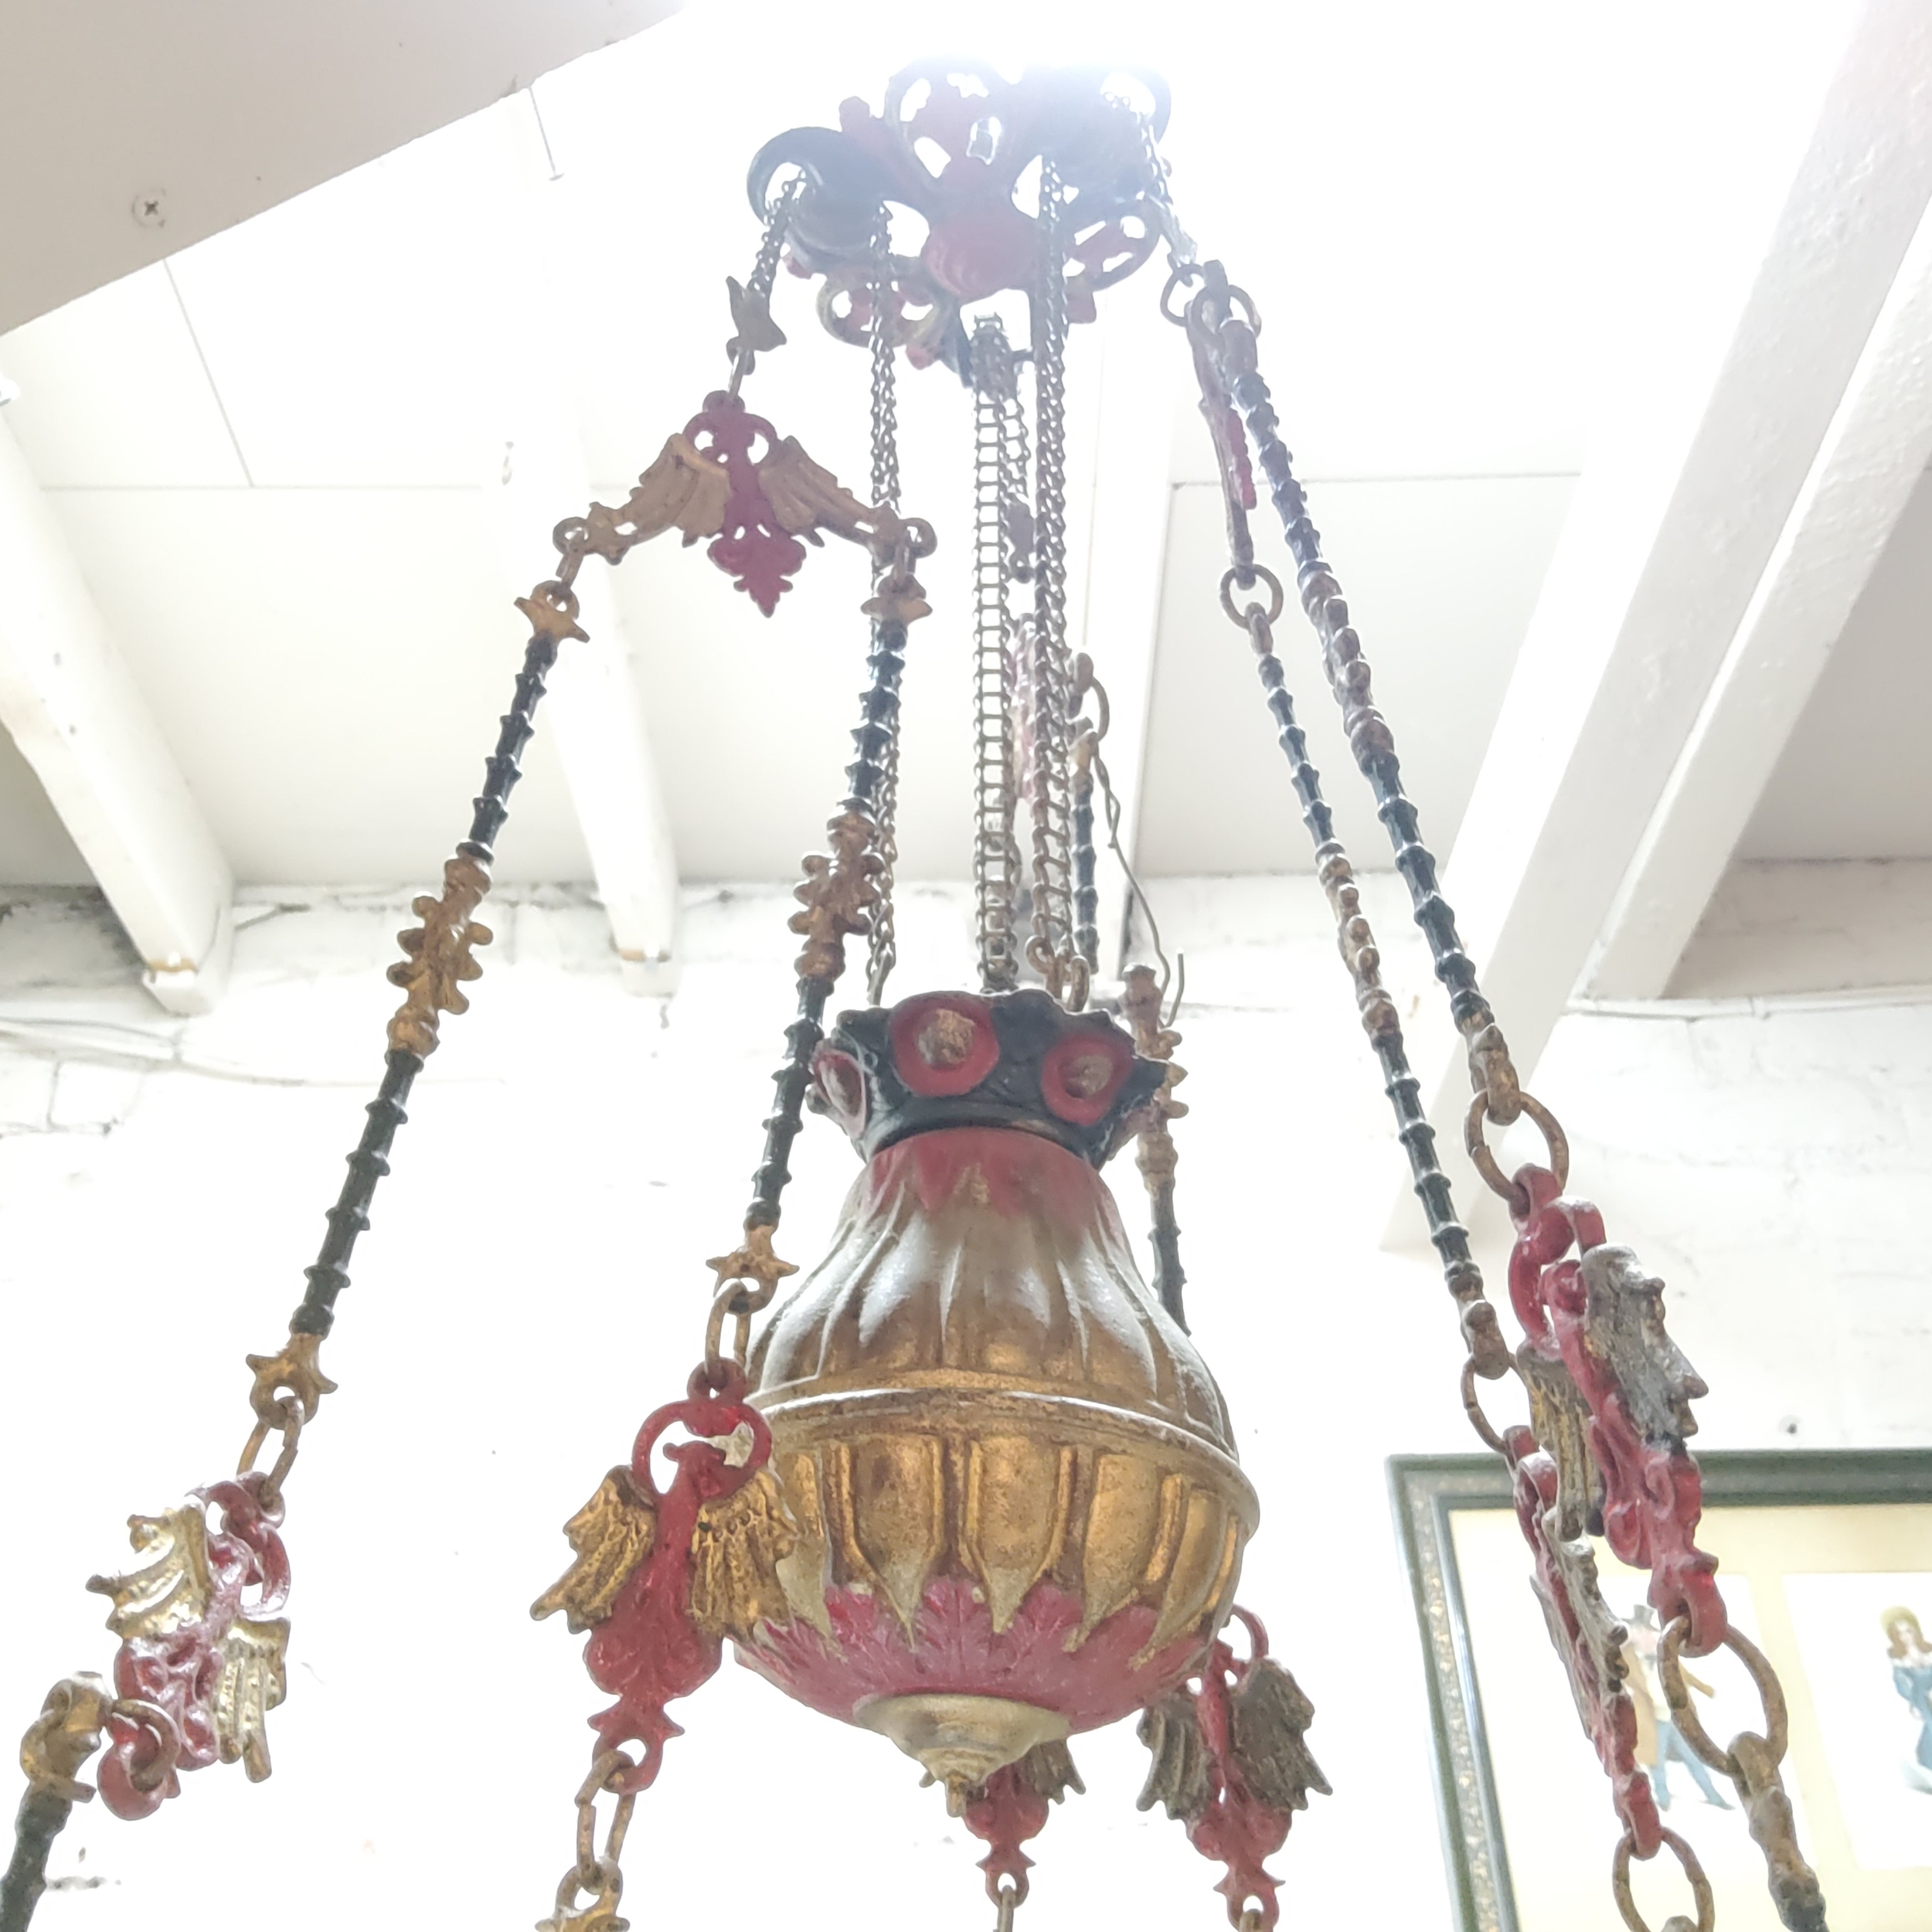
left=1621, top=1602, right=1731, bottom=1812
left=1883, top=1605, right=1932, bottom=1793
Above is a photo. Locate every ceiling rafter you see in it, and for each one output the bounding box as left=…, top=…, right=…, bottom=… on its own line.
left=491, top=100, right=678, bottom=987
left=1386, top=0, right=1932, bottom=1239
left=0, top=413, right=234, bottom=1011
left=1587, top=195, right=1932, bottom=1000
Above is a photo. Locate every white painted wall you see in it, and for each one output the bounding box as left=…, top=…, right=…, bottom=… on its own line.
left=1, top=869, right=1925, bottom=1931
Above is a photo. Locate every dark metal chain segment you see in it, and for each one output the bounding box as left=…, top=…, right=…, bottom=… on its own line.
left=1181, top=267, right=1503, bottom=1374
left=292, top=627, right=559, bottom=1337
left=2, top=1785, right=70, bottom=1932
left=749, top=612, right=909, bottom=1229
left=1200, top=279, right=1516, bottom=1092
left=1238, top=592, right=1489, bottom=1341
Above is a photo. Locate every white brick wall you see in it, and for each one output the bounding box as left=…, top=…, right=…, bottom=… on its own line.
left=1, top=869, right=1924, bottom=1932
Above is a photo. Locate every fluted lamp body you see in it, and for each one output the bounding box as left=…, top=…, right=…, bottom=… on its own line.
left=736, top=988, right=1257, bottom=1794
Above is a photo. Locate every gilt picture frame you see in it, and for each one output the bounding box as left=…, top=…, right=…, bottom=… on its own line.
left=1390, top=1450, right=1932, bottom=1932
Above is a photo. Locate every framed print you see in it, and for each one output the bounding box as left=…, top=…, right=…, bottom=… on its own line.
left=1390, top=1451, right=1932, bottom=1932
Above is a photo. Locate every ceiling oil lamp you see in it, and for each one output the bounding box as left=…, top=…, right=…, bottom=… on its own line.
left=4, top=62, right=1831, bottom=1932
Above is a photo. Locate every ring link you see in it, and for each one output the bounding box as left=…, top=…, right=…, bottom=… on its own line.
left=1219, top=563, right=1285, bottom=628
left=239, top=1396, right=305, bottom=1507
left=993, top=1880, right=1020, bottom=1932
left=1658, top=1617, right=1787, bottom=1775
left=1611, top=1826, right=1714, bottom=1932
left=704, top=1282, right=754, bottom=1383
left=1464, top=1090, right=1570, bottom=1206
left=113, top=1698, right=181, bottom=1794
left=1461, top=1355, right=1519, bottom=1457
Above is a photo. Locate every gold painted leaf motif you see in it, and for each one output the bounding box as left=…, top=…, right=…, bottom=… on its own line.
left=758, top=437, right=885, bottom=546
left=689, top=1471, right=799, bottom=1641
left=580, top=435, right=732, bottom=563
left=87, top=1507, right=216, bottom=1640
left=1229, top=1658, right=1331, bottom=1811
left=1136, top=1692, right=1210, bottom=1821
left=214, top=1616, right=289, bottom=1782
left=530, top=1469, right=656, bottom=1633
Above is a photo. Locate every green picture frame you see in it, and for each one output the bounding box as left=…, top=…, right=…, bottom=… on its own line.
left=1389, top=1450, right=1932, bottom=1932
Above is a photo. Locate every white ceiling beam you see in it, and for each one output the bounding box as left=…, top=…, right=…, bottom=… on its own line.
left=0, top=412, right=233, bottom=1012
left=1072, top=289, right=1182, bottom=981
left=1385, top=0, right=1932, bottom=1240
left=1587, top=195, right=1932, bottom=1000
left=489, top=100, right=678, bottom=991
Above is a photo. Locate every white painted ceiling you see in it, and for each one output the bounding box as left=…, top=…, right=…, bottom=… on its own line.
left=0, top=0, right=679, bottom=334
left=0, top=0, right=1888, bottom=895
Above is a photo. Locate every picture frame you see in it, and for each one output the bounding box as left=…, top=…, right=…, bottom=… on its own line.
left=1390, top=1450, right=1932, bottom=1932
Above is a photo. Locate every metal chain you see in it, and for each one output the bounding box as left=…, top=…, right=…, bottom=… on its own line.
left=1185, top=299, right=1505, bottom=1379
left=1179, top=240, right=1828, bottom=1931
left=537, top=1748, right=638, bottom=1932
left=726, top=176, right=801, bottom=397
left=1657, top=1620, right=1825, bottom=1931
left=869, top=208, right=902, bottom=512
left=865, top=205, right=903, bottom=1009
left=1136, top=110, right=1198, bottom=280
left=1025, top=155, right=1084, bottom=1011
left=971, top=318, right=1023, bottom=992
left=1192, top=267, right=1533, bottom=1158
left=996, top=349, right=1032, bottom=964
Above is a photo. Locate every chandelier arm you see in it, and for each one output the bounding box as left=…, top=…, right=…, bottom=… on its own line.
left=750, top=609, right=911, bottom=1237
left=1181, top=250, right=1829, bottom=1921
left=1192, top=272, right=1526, bottom=1138
left=290, top=616, right=559, bottom=1337
left=1239, top=597, right=1501, bottom=1372
left=2, top=1776, right=80, bottom=1932
left=0, top=583, right=583, bottom=1932
left=1175, top=271, right=1505, bottom=1372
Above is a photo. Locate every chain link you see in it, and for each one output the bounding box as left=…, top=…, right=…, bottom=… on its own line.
left=868, top=208, right=902, bottom=512
left=1135, top=110, right=1198, bottom=278
left=971, top=318, right=1025, bottom=992
left=726, top=177, right=801, bottom=397
left=1612, top=1826, right=1716, bottom=1932
left=993, top=1879, right=1021, bottom=1932
left=864, top=204, right=903, bottom=1009
left=539, top=1750, right=638, bottom=1932
left=1023, top=156, right=1085, bottom=1012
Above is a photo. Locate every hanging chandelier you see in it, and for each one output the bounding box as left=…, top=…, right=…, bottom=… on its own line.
left=2, top=62, right=1832, bottom=1932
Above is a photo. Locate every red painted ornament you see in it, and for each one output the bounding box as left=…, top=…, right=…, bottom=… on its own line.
left=682, top=393, right=810, bottom=616
left=1504, top=1428, right=1662, bottom=1857
left=740, top=1574, right=1209, bottom=1736
left=1150, top=1611, right=1323, bottom=1932
left=1509, top=1165, right=1726, bottom=1655
left=583, top=1369, right=772, bottom=1792
left=93, top=1475, right=290, bottom=1821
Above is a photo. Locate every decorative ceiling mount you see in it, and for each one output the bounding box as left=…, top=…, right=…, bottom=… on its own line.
left=2, top=58, right=1832, bottom=1932
left=750, top=63, right=1174, bottom=372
